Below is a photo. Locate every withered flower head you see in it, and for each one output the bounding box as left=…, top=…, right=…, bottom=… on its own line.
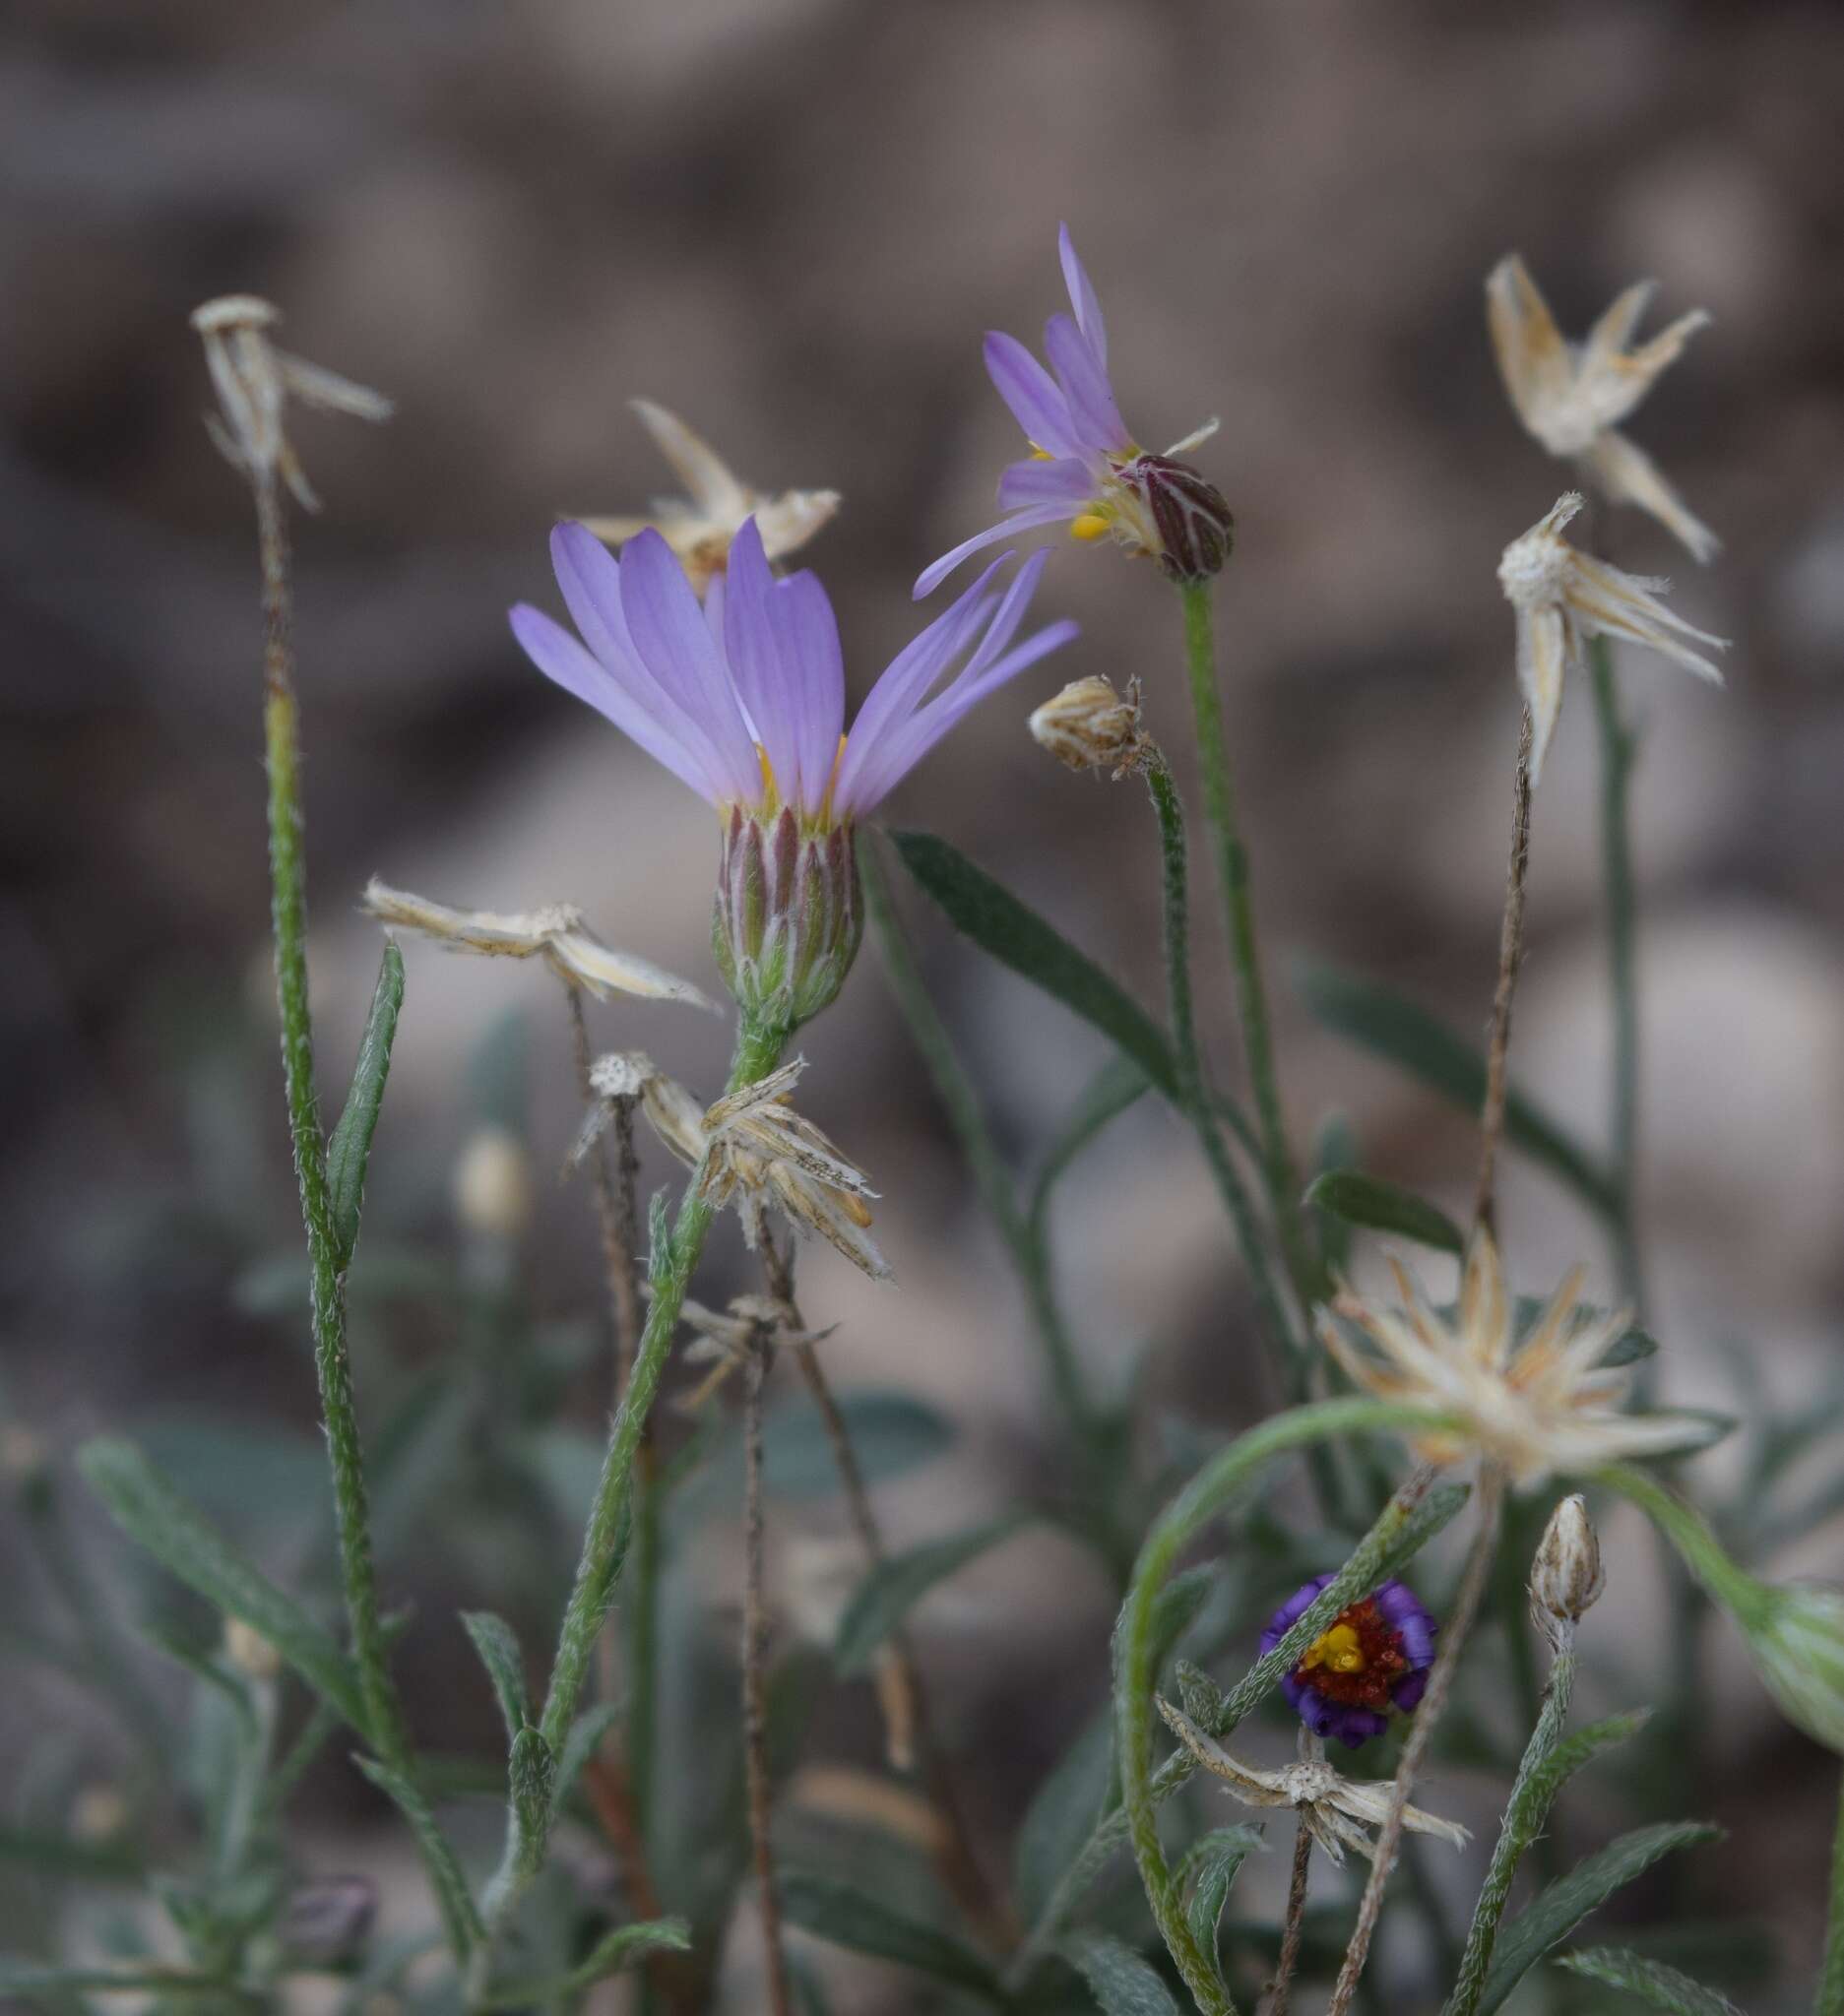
left=1028, top=675, right=1150, bottom=777
left=1487, top=253, right=1717, bottom=563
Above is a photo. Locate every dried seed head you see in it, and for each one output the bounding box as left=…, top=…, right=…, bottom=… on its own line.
left=453, top=1126, right=535, bottom=1241
left=223, top=1617, right=285, bottom=1681
left=191, top=294, right=391, bottom=511
left=1029, top=676, right=1150, bottom=777
left=1530, top=1493, right=1605, bottom=1643
left=71, top=1786, right=130, bottom=1844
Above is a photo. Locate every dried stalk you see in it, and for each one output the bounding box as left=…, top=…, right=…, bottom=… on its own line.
left=1474, top=709, right=1535, bottom=1234
left=741, top=1329, right=795, bottom=2016
left=1268, top=1817, right=1314, bottom=2016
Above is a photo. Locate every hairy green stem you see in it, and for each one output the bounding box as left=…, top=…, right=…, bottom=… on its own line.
left=1177, top=581, right=1315, bottom=1306
left=1587, top=636, right=1644, bottom=1311
left=1113, top=1403, right=1446, bottom=2014
left=254, top=474, right=411, bottom=1781
left=1443, top=1639, right=1576, bottom=2016
left=538, top=1014, right=787, bottom=1758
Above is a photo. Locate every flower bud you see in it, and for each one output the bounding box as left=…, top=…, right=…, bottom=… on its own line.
left=452, top=1126, right=535, bottom=1241
left=1029, top=676, right=1149, bottom=777
left=1119, top=454, right=1235, bottom=582
left=1530, top=1493, right=1605, bottom=1641
left=713, top=806, right=862, bottom=1034
left=223, top=1617, right=284, bottom=1681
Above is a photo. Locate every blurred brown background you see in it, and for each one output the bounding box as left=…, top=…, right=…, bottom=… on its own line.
left=5, top=0, right=1844, bottom=2002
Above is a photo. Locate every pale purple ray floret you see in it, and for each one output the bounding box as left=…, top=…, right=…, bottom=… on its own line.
left=916, top=224, right=1224, bottom=598
left=511, top=516, right=1076, bottom=825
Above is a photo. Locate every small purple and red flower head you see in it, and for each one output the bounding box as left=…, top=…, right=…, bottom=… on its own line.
left=1263, top=1575, right=1438, bottom=1750
left=511, top=517, right=1076, bottom=1031
left=916, top=225, right=1233, bottom=598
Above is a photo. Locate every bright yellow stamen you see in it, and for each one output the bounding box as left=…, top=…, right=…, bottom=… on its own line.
left=1028, top=444, right=1054, bottom=461
left=1070, top=512, right=1112, bottom=543
left=1300, top=1622, right=1366, bottom=1676
left=755, top=741, right=781, bottom=812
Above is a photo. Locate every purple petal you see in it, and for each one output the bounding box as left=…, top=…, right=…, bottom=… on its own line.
left=551, top=522, right=737, bottom=788
left=772, top=569, right=848, bottom=817
left=1330, top=1708, right=1388, bottom=1750
left=835, top=558, right=1011, bottom=813
left=617, top=530, right=760, bottom=803
left=983, top=331, right=1080, bottom=458
left=1261, top=1575, right=1335, bottom=1653
left=508, top=603, right=719, bottom=802
left=912, top=502, right=1081, bottom=599
left=1058, top=223, right=1109, bottom=366
left=1044, top=312, right=1130, bottom=452
left=997, top=455, right=1098, bottom=513
left=847, top=616, right=1078, bottom=813
left=721, top=518, right=803, bottom=807
left=1391, top=1670, right=1429, bottom=1712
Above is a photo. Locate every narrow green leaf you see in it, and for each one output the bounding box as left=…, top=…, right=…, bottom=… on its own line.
left=352, top=1755, right=484, bottom=1959
left=890, top=830, right=1179, bottom=1099
left=835, top=1513, right=1033, bottom=1675
left=1297, top=961, right=1618, bottom=1219
left=327, top=941, right=405, bottom=1269
left=1556, top=1946, right=1744, bottom=2015
left=77, top=1437, right=367, bottom=1734
left=778, top=1869, right=1005, bottom=2001
left=1179, top=1825, right=1263, bottom=1984
left=1062, top=1930, right=1183, bottom=2015
left=476, top=1919, right=691, bottom=2008
left=1014, top=1707, right=1114, bottom=1925
left=1030, top=1057, right=1150, bottom=1233
left=1304, top=1170, right=1463, bottom=1255
left=1533, top=1709, right=1652, bottom=1799
left=1600, top=1328, right=1659, bottom=1368
left=1148, top=1564, right=1217, bottom=1673
left=1309, top=1112, right=1359, bottom=1274
left=554, top=1702, right=623, bottom=1806
left=460, top=1611, right=530, bottom=1740
left=1476, top=1823, right=1723, bottom=2016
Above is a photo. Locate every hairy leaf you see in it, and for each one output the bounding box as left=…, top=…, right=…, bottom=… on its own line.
left=460, top=1612, right=531, bottom=1740
left=1556, top=1946, right=1744, bottom=2015
left=778, top=1869, right=1004, bottom=2001
left=78, top=1437, right=367, bottom=1733
left=890, top=830, right=1179, bottom=1099
left=327, top=941, right=405, bottom=1268
left=1063, top=1931, right=1183, bottom=2015
left=1304, top=1169, right=1464, bottom=1255
left=1014, top=1707, right=1114, bottom=1926
left=1476, top=1823, right=1723, bottom=2016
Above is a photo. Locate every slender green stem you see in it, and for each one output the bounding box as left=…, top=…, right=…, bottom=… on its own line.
left=861, top=843, right=1099, bottom=1448
left=1145, top=761, right=1299, bottom=1367
left=1443, top=1641, right=1576, bottom=2016
left=1177, top=581, right=1315, bottom=1306
left=1588, top=637, right=1644, bottom=1311
left=624, top=1447, right=664, bottom=1850
left=537, top=1014, right=787, bottom=1759
left=1113, top=1402, right=1447, bottom=2015
left=1818, top=1768, right=1844, bottom=2016
left=740, top=1334, right=795, bottom=2016
left=254, top=473, right=411, bottom=1781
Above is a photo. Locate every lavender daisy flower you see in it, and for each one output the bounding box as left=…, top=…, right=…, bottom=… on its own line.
left=915, top=225, right=1232, bottom=598
left=511, top=516, right=1076, bottom=1031
left=1262, top=1574, right=1438, bottom=1750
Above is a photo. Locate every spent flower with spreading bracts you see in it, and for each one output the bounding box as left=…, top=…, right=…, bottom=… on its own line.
left=1488, top=253, right=1718, bottom=563
left=513, top=517, right=1075, bottom=1029
left=192, top=294, right=392, bottom=512
left=916, top=226, right=1231, bottom=597
left=361, top=879, right=718, bottom=1008
left=1499, top=492, right=1727, bottom=784
left=1262, top=1575, right=1437, bottom=1749
left=578, top=400, right=841, bottom=593
left=1156, top=1705, right=1469, bottom=1864
left=1319, top=1228, right=1710, bottom=1487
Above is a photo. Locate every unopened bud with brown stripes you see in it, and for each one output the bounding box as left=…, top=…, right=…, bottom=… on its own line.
left=714, top=806, right=863, bottom=1035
